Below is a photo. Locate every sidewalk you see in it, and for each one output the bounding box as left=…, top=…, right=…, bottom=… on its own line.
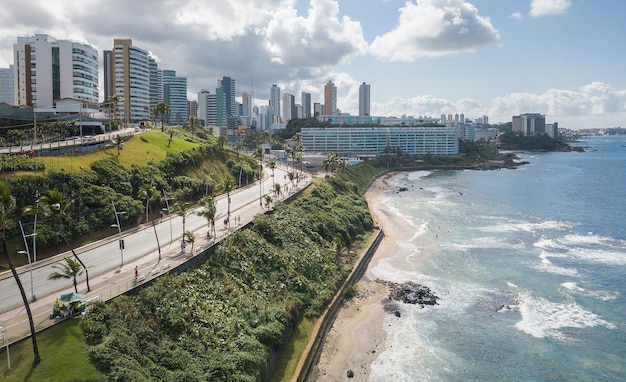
left=0, top=170, right=311, bottom=346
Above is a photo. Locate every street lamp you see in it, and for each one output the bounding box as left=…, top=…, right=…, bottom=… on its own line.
left=162, top=190, right=174, bottom=244
left=111, top=201, right=127, bottom=267
left=18, top=221, right=36, bottom=301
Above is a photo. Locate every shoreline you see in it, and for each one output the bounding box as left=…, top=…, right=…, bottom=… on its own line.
left=312, top=173, right=402, bottom=381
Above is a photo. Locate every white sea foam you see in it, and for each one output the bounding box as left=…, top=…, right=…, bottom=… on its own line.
left=534, top=237, right=567, bottom=250
left=558, top=233, right=614, bottom=246
left=480, top=218, right=574, bottom=234
left=567, top=247, right=626, bottom=266
left=515, top=294, right=616, bottom=340
left=536, top=251, right=580, bottom=276
left=561, top=282, right=585, bottom=292
left=446, top=236, right=519, bottom=251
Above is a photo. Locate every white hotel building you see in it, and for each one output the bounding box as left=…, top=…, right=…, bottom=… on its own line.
left=301, top=126, right=458, bottom=157
left=13, top=34, right=99, bottom=107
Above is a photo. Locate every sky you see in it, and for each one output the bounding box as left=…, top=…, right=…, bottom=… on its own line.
left=1, top=0, right=625, bottom=129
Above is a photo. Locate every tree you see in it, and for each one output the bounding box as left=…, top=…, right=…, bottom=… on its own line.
left=267, top=160, right=276, bottom=189
left=273, top=182, right=281, bottom=198
left=48, top=258, right=84, bottom=293
left=37, top=188, right=90, bottom=291
left=0, top=182, right=40, bottom=363
left=170, top=201, right=192, bottom=243
left=152, top=102, right=171, bottom=132
left=103, top=94, right=123, bottom=132
left=196, top=196, right=217, bottom=239
left=222, top=179, right=234, bottom=220
left=186, top=115, right=196, bottom=134
left=253, top=147, right=264, bottom=206
left=115, top=135, right=124, bottom=156
left=185, top=231, right=195, bottom=254
left=217, top=135, right=227, bottom=148
left=137, top=183, right=159, bottom=224
left=263, top=194, right=273, bottom=209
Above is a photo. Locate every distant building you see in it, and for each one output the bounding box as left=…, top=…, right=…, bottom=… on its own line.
left=314, top=102, right=323, bottom=117
left=301, top=91, right=311, bottom=118
left=187, top=100, right=197, bottom=119
left=282, top=93, right=295, bottom=122
left=269, top=84, right=280, bottom=123
left=14, top=34, right=99, bottom=107
left=218, top=76, right=236, bottom=118
left=163, top=69, right=187, bottom=124
left=104, top=39, right=150, bottom=123
left=0, top=65, right=14, bottom=104
left=359, top=82, right=370, bottom=116
left=324, top=80, right=337, bottom=115
left=301, top=126, right=458, bottom=157
left=512, top=113, right=546, bottom=135
left=148, top=57, right=163, bottom=117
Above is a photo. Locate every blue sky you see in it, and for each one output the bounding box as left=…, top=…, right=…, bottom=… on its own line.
left=1, top=0, right=624, bottom=129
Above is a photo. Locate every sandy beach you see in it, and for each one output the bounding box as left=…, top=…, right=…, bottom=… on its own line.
left=312, top=173, right=403, bottom=381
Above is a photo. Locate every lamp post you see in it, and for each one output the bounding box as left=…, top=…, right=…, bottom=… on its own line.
left=111, top=201, right=127, bottom=267
left=162, top=190, right=174, bottom=244
left=18, top=221, right=36, bottom=301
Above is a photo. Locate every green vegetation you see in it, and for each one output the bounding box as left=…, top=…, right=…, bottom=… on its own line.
left=1, top=128, right=258, bottom=268
left=0, top=319, right=105, bottom=382
left=80, top=175, right=373, bottom=381
left=270, top=317, right=317, bottom=382
left=498, top=131, right=569, bottom=151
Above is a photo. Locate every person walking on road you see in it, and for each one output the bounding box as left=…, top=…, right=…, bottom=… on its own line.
left=134, top=266, right=138, bottom=280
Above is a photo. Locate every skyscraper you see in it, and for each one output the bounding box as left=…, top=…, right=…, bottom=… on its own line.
left=148, top=56, right=163, bottom=117
left=270, top=84, right=281, bottom=123
left=105, top=39, right=150, bottom=123
left=301, top=91, right=311, bottom=118
left=0, top=65, right=14, bottom=104
left=163, top=69, right=187, bottom=125
left=282, top=93, right=295, bottom=122
left=13, top=34, right=99, bottom=107
left=359, top=82, right=370, bottom=116
left=218, top=76, right=236, bottom=118
left=324, top=80, right=337, bottom=115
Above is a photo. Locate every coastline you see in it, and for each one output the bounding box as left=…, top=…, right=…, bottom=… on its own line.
left=312, top=173, right=401, bottom=381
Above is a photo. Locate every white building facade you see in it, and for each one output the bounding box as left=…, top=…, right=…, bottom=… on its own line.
left=301, top=126, right=458, bottom=157
left=0, top=65, right=14, bottom=104
left=13, top=34, right=99, bottom=107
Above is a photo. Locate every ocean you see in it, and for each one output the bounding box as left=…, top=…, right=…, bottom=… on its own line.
left=368, top=136, right=626, bottom=381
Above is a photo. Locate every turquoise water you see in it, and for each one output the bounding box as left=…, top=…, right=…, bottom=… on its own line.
left=369, top=136, right=626, bottom=381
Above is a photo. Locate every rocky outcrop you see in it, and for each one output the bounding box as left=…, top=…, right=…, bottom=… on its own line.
left=381, top=280, right=439, bottom=310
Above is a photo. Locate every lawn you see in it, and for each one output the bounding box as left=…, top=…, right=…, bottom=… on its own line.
left=270, top=316, right=317, bottom=382
left=0, top=318, right=105, bottom=382
left=18, top=128, right=201, bottom=176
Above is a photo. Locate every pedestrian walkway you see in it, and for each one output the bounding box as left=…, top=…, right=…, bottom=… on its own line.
left=0, top=168, right=311, bottom=346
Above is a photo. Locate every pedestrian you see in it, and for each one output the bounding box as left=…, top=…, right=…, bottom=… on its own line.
left=135, top=266, right=138, bottom=279
left=180, top=240, right=187, bottom=253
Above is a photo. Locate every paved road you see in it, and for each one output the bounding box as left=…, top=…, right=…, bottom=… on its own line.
left=0, top=163, right=309, bottom=345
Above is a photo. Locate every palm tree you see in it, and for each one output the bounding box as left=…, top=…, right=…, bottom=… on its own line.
left=222, top=179, right=233, bottom=220
left=105, top=93, right=123, bottom=131
left=217, top=135, right=227, bottom=148
left=115, top=135, right=124, bottom=156
left=267, top=160, right=276, bottom=189
left=253, top=147, right=264, bottom=206
left=170, top=200, right=192, bottom=243
left=48, top=258, right=83, bottom=294
left=186, top=115, right=196, bottom=134
left=137, top=183, right=159, bottom=223
left=152, top=101, right=171, bottom=132
left=37, top=188, right=90, bottom=291
left=274, top=182, right=281, bottom=199
left=263, top=194, right=273, bottom=210
left=185, top=231, right=195, bottom=254
left=0, top=182, right=40, bottom=363
left=196, top=196, right=217, bottom=239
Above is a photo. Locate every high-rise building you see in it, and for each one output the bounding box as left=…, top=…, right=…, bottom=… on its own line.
left=301, top=91, right=311, bottom=118
left=218, top=76, right=236, bottom=118
left=270, top=84, right=281, bottom=123
left=242, top=92, right=252, bottom=117
left=282, top=93, right=295, bottom=122
left=0, top=65, right=14, bottom=104
left=314, top=102, right=323, bottom=117
left=512, top=113, right=546, bottom=135
left=13, top=34, right=99, bottom=107
left=358, top=82, right=370, bottom=116
left=324, top=80, right=337, bottom=115
left=197, top=89, right=211, bottom=126
left=163, top=69, right=187, bottom=125
left=148, top=56, right=163, bottom=117
left=104, top=39, right=150, bottom=123
left=187, top=100, right=197, bottom=118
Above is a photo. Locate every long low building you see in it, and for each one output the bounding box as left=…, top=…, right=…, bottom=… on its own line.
left=300, top=125, right=459, bottom=157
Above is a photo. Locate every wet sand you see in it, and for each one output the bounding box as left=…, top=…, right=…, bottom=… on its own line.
left=313, top=174, right=403, bottom=381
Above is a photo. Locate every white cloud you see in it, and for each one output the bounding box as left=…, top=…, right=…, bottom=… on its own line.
left=529, top=0, right=572, bottom=17
left=366, top=82, right=626, bottom=129
left=369, top=0, right=499, bottom=61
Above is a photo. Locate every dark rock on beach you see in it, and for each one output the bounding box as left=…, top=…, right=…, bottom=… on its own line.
left=384, top=281, right=439, bottom=306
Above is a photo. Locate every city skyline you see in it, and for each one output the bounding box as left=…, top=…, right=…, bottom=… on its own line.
left=0, top=1, right=625, bottom=129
